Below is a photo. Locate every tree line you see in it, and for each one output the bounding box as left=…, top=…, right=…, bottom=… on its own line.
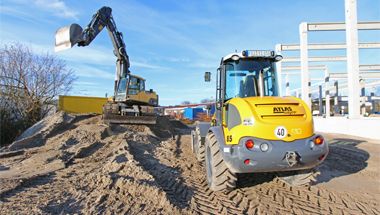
left=0, top=43, right=75, bottom=146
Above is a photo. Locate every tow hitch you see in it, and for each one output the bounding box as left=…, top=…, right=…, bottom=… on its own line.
left=284, top=151, right=301, bottom=167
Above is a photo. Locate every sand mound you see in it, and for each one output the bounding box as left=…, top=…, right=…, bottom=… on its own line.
left=0, top=114, right=184, bottom=214
left=3, top=112, right=76, bottom=152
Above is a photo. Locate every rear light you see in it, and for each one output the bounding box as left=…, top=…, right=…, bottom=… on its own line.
left=318, top=154, right=326, bottom=161
left=244, top=159, right=250, bottom=165
left=245, top=139, right=254, bottom=149
left=314, top=136, right=324, bottom=145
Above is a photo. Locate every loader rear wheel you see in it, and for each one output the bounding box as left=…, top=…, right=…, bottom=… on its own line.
left=277, top=168, right=320, bottom=186
left=205, top=133, right=237, bottom=192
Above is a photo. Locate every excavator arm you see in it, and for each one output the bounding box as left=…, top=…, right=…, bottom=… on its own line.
left=55, top=6, right=129, bottom=88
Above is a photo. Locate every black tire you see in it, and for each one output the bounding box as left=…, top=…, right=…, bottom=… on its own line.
left=277, top=168, right=320, bottom=186
left=194, top=129, right=205, bottom=162
left=205, top=133, right=237, bottom=192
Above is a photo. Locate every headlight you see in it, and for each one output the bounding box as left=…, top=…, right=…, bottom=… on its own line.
left=231, top=55, right=240, bottom=61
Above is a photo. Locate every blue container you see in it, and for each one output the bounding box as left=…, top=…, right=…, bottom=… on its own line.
left=210, top=104, right=216, bottom=115
left=184, top=107, right=204, bottom=120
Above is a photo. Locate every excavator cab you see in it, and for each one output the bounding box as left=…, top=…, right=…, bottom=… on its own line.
left=115, top=74, right=158, bottom=106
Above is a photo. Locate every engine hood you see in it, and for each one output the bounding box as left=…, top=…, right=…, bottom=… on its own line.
left=242, top=96, right=309, bottom=119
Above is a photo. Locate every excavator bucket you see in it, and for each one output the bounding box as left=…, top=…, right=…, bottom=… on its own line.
left=54, top=24, right=83, bottom=52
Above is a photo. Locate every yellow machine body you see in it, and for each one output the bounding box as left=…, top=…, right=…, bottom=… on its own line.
left=59, top=95, right=108, bottom=114
left=221, top=96, right=314, bottom=145
left=127, top=90, right=158, bottom=105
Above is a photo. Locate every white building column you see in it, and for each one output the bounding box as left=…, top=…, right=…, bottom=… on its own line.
left=318, top=85, right=323, bottom=115
left=275, top=44, right=283, bottom=96
left=299, top=22, right=311, bottom=108
left=285, top=74, right=290, bottom=96
left=360, top=79, right=366, bottom=115
left=297, top=89, right=301, bottom=98
left=334, top=81, right=339, bottom=114
left=324, top=68, right=330, bottom=118
left=345, top=0, right=361, bottom=118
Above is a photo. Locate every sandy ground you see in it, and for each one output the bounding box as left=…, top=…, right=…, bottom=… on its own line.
left=0, top=112, right=379, bottom=214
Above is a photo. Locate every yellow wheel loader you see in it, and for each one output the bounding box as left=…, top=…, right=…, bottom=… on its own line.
left=191, top=50, right=329, bottom=191
left=55, top=6, right=158, bottom=124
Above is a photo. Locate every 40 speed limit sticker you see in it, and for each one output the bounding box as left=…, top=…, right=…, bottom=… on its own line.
left=274, top=126, right=287, bottom=139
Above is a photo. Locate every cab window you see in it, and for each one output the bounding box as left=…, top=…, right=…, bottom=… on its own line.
left=128, top=77, right=140, bottom=95
left=140, top=80, right=145, bottom=91
left=225, top=59, right=277, bottom=100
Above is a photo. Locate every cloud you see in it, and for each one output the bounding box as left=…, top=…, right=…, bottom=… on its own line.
left=55, top=45, right=168, bottom=71
left=0, top=5, right=42, bottom=24
left=132, top=61, right=168, bottom=70
left=74, top=81, right=98, bottom=86
left=57, top=46, right=115, bottom=66
left=71, top=64, right=115, bottom=80
left=113, top=1, right=217, bottom=60
left=33, top=0, right=78, bottom=19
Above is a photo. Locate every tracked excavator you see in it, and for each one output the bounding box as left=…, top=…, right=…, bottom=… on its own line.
left=192, top=50, right=329, bottom=191
left=55, top=6, right=158, bottom=124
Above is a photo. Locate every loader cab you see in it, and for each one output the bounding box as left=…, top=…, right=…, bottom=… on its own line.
left=210, top=50, right=282, bottom=125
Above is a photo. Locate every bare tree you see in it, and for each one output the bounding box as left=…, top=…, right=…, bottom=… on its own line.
left=0, top=43, right=76, bottom=146
left=181, top=101, right=191, bottom=105
left=200, top=98, right=214, bottom=104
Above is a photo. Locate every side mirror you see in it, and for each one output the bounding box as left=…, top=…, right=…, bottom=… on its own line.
left=149, top=89, right=153, bottom=93
left=204, top=72, right=211, bottom=82
left=216, top=102, right=222, bottom=110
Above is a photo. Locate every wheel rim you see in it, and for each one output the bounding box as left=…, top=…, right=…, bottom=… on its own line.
left=205, top=144, right=213, bottom=186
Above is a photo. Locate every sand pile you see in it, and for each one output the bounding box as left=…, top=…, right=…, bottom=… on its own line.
left=0, top=112, right=378, bottom=214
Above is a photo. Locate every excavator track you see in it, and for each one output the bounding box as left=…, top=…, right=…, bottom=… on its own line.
left=103, top=112, right=157, bottom=125
left=103, top=103, right=157, bottom=125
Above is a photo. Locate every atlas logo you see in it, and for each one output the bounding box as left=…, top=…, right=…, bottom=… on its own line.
left=273, top=107, right=293, bottom=113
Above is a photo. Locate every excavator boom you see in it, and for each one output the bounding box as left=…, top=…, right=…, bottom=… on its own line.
left=55, top=6, right=129, bottom=80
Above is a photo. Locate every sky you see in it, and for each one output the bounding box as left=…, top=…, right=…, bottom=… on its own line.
left=1, top=0, right=379, bottom=105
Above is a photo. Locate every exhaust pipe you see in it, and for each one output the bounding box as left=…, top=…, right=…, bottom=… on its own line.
left=54, top=24, right=83, bottom=52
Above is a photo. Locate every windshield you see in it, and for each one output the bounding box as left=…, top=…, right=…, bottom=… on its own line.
left=224, top=59, right=278, bottom=100
left=117, top=77, right=127, bottom=94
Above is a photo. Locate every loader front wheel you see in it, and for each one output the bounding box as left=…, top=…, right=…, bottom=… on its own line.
left=205, top=133, right=237, bottom=192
